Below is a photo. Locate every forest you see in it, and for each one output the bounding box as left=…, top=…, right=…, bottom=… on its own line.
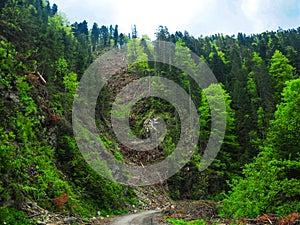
left=0, top=0, right=300, bottom=224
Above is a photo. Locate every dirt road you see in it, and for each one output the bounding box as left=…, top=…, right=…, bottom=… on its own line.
left=109, top=210, right=162, bottom=225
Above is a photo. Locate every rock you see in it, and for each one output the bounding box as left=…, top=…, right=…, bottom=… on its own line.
left=63, top=217, right=77, bottom=224
left=5, top=92, right=20, bottom=103
left=47, top=127, right=57, bottom=147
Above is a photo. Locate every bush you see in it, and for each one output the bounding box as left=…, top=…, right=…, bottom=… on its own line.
left=0, top=207, right=35, bottom=225
left=219, top=149, right=300, bottom=218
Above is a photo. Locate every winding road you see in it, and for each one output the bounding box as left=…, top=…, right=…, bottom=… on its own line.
left=110, top=210, right=162, bottom=225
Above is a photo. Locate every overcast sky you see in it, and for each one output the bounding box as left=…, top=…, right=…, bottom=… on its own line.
left=50, top=0, right=300, bottom=39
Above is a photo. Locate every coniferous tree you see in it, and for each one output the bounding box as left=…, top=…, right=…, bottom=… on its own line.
left=199, top=84, right=240, bottom=197
left=131, top=24, right=138, bottom=39
left=51, top=3, right=58, bottom=15
left=155, top=25, right=170, bottom=41
left=113, top=24, right=119, bottom=47
left=91, top=22, right=100, bottom=51
left=221, top=78, right=300, bottom=218
left=269, top=50, right=295, bottom=102
left=119, top=33, right=125, bottom=48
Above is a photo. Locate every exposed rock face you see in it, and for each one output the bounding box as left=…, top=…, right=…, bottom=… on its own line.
left=5, top=91, right=20, bottom=103
left=47, top=126, right=58, bottom=148
left=133, top=183, right=172, bottom=211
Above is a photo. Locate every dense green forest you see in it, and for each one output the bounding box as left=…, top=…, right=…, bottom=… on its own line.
left=0, top=0, right=300, bottom=224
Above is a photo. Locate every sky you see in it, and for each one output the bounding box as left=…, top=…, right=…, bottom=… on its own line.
left=50, top=0, right=300, bottom=39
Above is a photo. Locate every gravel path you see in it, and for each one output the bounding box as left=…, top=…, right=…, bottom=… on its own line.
left=109, top=210, right=162, bottom=225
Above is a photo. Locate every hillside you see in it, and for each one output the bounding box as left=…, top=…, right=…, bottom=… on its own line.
left=1, top=1, right=300, bottom=224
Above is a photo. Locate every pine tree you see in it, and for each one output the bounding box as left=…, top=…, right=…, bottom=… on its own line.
left=131, top=24, right=137, bottom=39
left=221, top=78, right=300, bottom=218
left=155, top=25, right=170, bottom=41
left=119, top=33, right=125, bottom=48
left=99, top=25, right=109, bottom=47
left=113, top=24, right=119, bottom=47
left=269, top=50, right=295, bottom=102
left=91, top=22, right=100, bottom=51
left=199, top=84, right=240, bottom=196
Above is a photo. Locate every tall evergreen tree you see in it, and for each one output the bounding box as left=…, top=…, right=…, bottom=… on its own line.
left=119, top=33, right=125, bottom=48
left=113, top=24, right=119, bottom=47
left=91, top=22, right=100, bottom=51
left=269, top=50, right=295, bottom=102
left=131, top=24, right=138, bottom=39
left=199, top=84, right=240, bottom=196
left=99, top=25, right=109, bottom=47
left=221, top=78, right=300, bottom=218
left=155, top=25, right=170, bottom=41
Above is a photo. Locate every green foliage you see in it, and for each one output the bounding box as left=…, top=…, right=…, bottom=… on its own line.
left=198, top=84, right=240, bottom=197
left=127, top=38, right=150, bottom=74
left=220, top=79, right=300, bottom=218
left=63, top=72, right=78, bottom=95
left=0, top=41, right=25, bottom=88
left=0, top=17, right=132, bottom=220
left=175, top=38, right=196, bottom=74
left=0, top=207, right=35, bottom=225
left=269, top=50, right=295, bottom=101
left=267, top=78, right=300, bottom=159
left=167, top=218, right=207, bottom=225
left=2, top=0, right=300, bottom=221
left=0, top=58, right=78, bottom=212
left=56, top=135, right=135, bottom=215
left=220, top=151, right=300, bottom=218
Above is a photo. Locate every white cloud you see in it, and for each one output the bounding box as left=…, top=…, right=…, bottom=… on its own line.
left=50, top=0, right=300, bottom=38
left=240, top=0, right=300, bottom=33
left=112, top=0, right=212, bottom=38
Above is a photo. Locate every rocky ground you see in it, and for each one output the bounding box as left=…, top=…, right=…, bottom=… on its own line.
left=20, top=183, right=170, bottom=224
left=20, top=195, right=300, bottom=225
